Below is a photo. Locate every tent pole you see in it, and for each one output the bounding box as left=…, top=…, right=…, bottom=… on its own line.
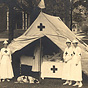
left=39, top=38, right=42, bottom=82
left=70, top=0, right=73, bottom=31
left=41, top=9, right=42, bottom=12
left=20, top=62, right=21, bottom=75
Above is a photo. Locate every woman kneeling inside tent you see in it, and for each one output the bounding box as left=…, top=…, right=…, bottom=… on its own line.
left=0, top=40, right=14, bottom=82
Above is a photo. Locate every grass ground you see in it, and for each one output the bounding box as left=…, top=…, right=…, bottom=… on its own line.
left=0, top=77, right=88, bottom=88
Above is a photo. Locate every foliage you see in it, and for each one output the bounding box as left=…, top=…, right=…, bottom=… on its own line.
left=73, top=12, right=86, bottom=22
left=0, top=0, right=70, bottom=18
left=73, top=0, right=88, bottom=10
left=73, top=0, right=88, bottom=23
left=82, top=25, right=88, bottom=35
left=43, top=0, right=66, bottom=18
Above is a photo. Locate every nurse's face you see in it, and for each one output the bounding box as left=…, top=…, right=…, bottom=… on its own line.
left=73, top=43, right=78, bottom=47
left=4, top=44, right=7, bottom=48
left=66, top=42, right=71, bottom=47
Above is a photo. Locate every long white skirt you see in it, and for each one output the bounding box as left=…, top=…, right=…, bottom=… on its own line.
left=62, top=60, right=71, bottom=80
left=0, top=55, right=14, bottom=79
left=71, top=56, right=82, bottom=81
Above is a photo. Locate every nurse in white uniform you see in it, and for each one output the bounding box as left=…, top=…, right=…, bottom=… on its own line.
left=0, top=40, right=14, bottom=82
left=62, top=39, right=73, bottom=85
left=71, top=40, right=82, bottom=87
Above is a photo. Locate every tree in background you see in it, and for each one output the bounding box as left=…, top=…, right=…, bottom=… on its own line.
left=81, top=18, right=88, bottom=35
left=82, top=25, right=88, bottom=35
left=72, top=0, right=88, bottom=32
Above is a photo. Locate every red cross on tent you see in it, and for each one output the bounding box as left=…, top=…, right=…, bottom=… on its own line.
left=37, top=23, right=45, bottom=31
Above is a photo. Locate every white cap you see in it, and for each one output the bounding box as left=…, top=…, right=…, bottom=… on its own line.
left=66, top=39, right=71, bottom=43
left=72, top=40, right=78, bottom=43
left=3, top=40, right=8, bottom=44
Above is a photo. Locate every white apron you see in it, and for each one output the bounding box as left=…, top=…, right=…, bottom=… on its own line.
left=62, top=47, right=73, bottom=80
left=0, top=48, right=14, bottom=79
left=71, top=47, right=82, bottom=81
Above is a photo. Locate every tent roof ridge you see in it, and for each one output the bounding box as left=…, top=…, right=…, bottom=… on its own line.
left=41, top=12, right=71, bottom=39
left=42, top=12, right=60, bottom=18
left=23, top=13, right=43, bottom=36
left=41, top=12, right=63, bottom=36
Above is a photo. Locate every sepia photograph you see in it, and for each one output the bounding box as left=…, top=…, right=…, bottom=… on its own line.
left=0, top=0, right=88, bottom=88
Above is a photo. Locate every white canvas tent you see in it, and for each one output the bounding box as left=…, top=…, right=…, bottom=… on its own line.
left=8, top=12, right=88, bottom=75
